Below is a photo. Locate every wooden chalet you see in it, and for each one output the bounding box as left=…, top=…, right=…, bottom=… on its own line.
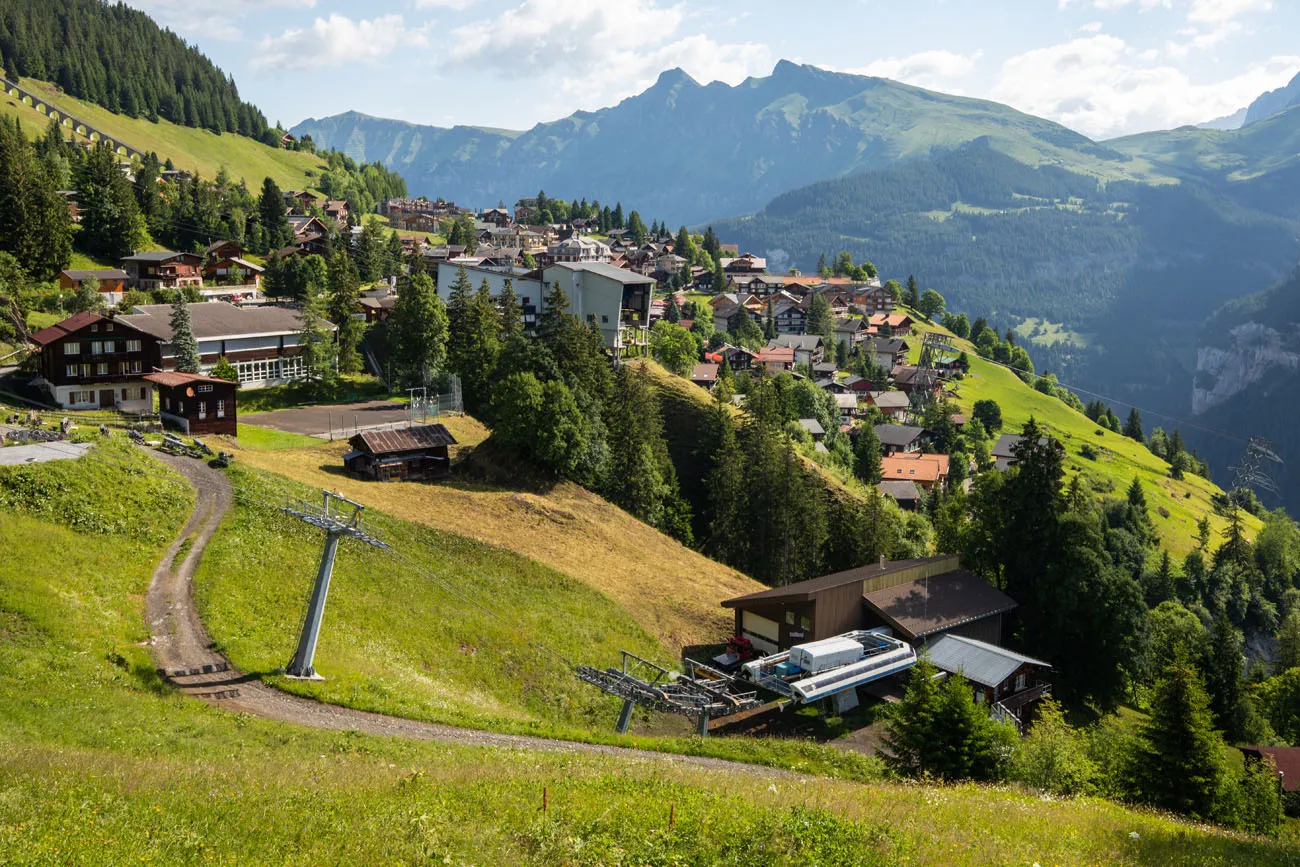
left=343, top=424, right=458, bottom=481
left=925, top=635, right=1052, bottom=728
left=146, top=371, right=237, bottom=436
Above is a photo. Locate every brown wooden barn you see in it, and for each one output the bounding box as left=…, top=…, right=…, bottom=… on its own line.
left=343, top=424, right=457, bottom=481
left=145, top=371, right=238, bottom=436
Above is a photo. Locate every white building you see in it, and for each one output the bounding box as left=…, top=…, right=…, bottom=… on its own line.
left=548, top=236, right=612, bottom=263
left=436, top=263, right=543, bottom=333
left=541, top=262, right=654, bottom=353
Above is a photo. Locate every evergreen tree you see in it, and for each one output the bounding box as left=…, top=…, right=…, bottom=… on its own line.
left=853, top=424, right=883, bottom=485
left=903, top=274, right=920, bottom=308
left=1123, top=407, right=1145, bottom=441
left=498, top=278, right=522, bottom=339
left=391, top=271, right=448, bottom=387
left=454, top=278, right=502, bottom=416
left=444, top=265, right=475, bottom=377
left=1136, top=664, right=1227, bottom=819
left=76, top=141, right=147, bottom=260
left=704, top=391, right=747, bottom=563
left=805, top=292, right=834, bottom=341
left=298, top=285, right=338, bottom=387
left=1203, top=616, right=1245, bottom=740
left=168, top=293, right=200, bottom=373
left=257, top=178, right=292, bottom=253
left=354, top=219, right=388, bottom=283
left=666, top=293, right=682, bottom=324
left=325, top=248, right=363, bottom=374
left=627, top=210, right=648, bottom=246
left=384, top=231, right=405, bottom=280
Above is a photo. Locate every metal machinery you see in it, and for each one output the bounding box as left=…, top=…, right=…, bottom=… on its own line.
left=282, top=490, right=389, bottom=679
left=576, top=651, right=766, bottom=736
left=740, top=630, right=917, bottom=706
left=905, top=331, right=958, bottom=425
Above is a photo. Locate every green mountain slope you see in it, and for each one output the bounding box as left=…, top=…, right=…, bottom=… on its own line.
left=293, top=61, right=1166, bottom=225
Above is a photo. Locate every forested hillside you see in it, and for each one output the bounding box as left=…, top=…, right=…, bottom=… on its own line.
left=0, top=0, right=271, bottom=141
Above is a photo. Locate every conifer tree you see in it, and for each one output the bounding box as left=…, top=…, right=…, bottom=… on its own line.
left=1202, top=616, right=1245, bottom=739
left=168, top=293, right=200, bottom=373
left=806, top=293, right=834, bottom=341
left=1136, top=664, right=1227, bottom=819
left=325, top=248, right=363, bottom=374
left=444, top=265, right=475, bottom=374
left=853, top=424, right=883, bottom=485
left=666, top=293, right=681, bottom=324
left=903, top=274, right=920, bottom=308
left=77, top=141, right=147, bottom=260
left=1123, top=407, right=1145, bottom=442
left=704, top=390, right=748, bottom=565
left=498, top=278, right=522, bottom=339
left=298, top=285, right=338, bottom=388
left=257, top=178, right=292, bottom=253
left=391, top=271, right=448, bottom=387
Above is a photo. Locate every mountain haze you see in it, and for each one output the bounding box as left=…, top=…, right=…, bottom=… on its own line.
left=1243, top=71, right=1300, bottom=126
left=293, top=61, right=1161, bottom=225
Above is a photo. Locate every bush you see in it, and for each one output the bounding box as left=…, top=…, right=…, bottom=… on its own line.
left=1011, top=699, right=1097, bottom=796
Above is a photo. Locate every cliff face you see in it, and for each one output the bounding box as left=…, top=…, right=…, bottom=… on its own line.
left=1193, top=322, right=1300, bottom=415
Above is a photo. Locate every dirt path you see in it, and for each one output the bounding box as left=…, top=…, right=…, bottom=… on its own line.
left=143, top=450, right=784, bottom=773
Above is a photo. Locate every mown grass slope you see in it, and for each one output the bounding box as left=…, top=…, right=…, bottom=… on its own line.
left=907, top=315, right=1261, bottom=556
left=2, top=77, right=324, bottom=190
left=226, top=414, right=761, bottom=651
left=1, top=439, right=1296, bottom=864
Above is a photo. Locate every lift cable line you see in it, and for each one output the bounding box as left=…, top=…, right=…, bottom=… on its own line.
left=281, top=490, right=389, bottom=679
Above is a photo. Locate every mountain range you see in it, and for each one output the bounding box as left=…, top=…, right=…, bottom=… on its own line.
left=297, top=62, right=1300, bottom=509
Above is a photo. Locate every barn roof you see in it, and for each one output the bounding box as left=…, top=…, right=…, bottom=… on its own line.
left=353, top=424, right=457, bottom=455
left=925, top=635, right=1051, bottom=689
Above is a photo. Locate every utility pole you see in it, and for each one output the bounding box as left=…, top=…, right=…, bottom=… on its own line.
left=282, top=490, right=389, bottom=679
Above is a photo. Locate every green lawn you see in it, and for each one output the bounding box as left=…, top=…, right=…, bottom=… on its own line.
left=906, top=314, right=1257, bottom=556
left=2, top=78, right=325, bottom=191
left=1016, top=317, right=1093, bottom=348
left=1, top=439, right=1295, bottom=864
left=234, top=423, right=324, bottom=450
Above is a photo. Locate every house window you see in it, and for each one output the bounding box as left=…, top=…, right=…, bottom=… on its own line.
left=197, top=384, right=213, bottom=393
left=81, top=364, right=90, bottom=377
left=66, top=364, right=77, bottom=378
left=91, top=324, right=98, bottom=333
left=785, top=611, right=795, bottom=625
left=800, top=616, right=811, bottom=631
left=105, top=323, right=113, bottom=332
left=164, top=397, right=170, bottom=410
left=216, top=400, right=225, bottom=418
left=91, top=341, right=103, bottom=354
left=119, top=362, right=129, bottom=375
left=131, top=361, right=142, bottom=374
left=96, top=362, right=108, bottom=375
left=64, top=342, right=80, bottom=355
left=177, top=401, right=183, bottom=414
left=1015, top=673, right=1027, bottom=692
left=197, top=402, right=207, bottom=419
left=126, top=340, right=141, bottom=352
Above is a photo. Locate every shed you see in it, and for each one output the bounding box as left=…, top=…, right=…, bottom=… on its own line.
left=343, top=424, right=458, bottom=481
left=691, top=363, right=720, bottom=389
left=145, top=371, right=238, bottom=436
left=925, top=634, right=1052, bottom=721
left=797, top=418, right=825, bottom=440
left=878, top=479, right=921, bottom=510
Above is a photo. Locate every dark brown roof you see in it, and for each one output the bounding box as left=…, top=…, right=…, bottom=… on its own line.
left=862, top=571, right=1017, bottom=641
left=143, top=371, right=234, bottom=387
left=61, top=268, right=129, bottom=281
left=721, top=556, right=953, bottom=607
left=353, top=424, right=457, bottom=455
left=28, top=311, right=153, bottom=346
left=1239, top=746, right=1300, bottom=792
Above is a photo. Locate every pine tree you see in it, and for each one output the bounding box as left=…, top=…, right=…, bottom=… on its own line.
left=298, top=285, right=338, bottom=388
left=1123, top=407, right=1144, bottom=441
left=498, top=278, right=522, bottom=339
left=806, top=293, right=834, bottom=341
left=666, top=293, right=682, bottom=324
left=257, top=177, right=291, bottom=253
left=76, top=141, right=147, bottom=260
left=444, top=265, right=476, bottom=379
left=460, top=278, right=502, bottom=415
left=704, top=391, right=748, bottom=565
left=1202, top=616, right=1245, bottom=739
left=325, top=248, right=363, bottom=374
left=392, top=271, right=448, bottom=387
left=168, top=293, right=200, bottom=373
left=853, top=424, right=883, bottom=485
left=903, top=274, right=920, bottom=308
left=384, top=231, right=405, bottom=280
left=1136, top=664, right=1227, bottom=819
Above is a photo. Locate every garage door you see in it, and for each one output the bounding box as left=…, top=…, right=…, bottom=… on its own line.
left=741, top=611, right=780, bottom=642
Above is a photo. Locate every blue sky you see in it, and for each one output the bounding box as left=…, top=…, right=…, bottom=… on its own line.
left=124, top=0, right=1300, bottom=139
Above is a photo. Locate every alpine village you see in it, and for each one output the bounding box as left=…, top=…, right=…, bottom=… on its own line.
left=2, top=1, right=1300, bottom=863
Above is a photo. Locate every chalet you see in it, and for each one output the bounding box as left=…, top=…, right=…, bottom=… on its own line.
left=841, top=375, right=875, bottom=394
left=833, top=392, right=859, bottom=424
left=718, top=344, right=757, bottom=371
left=58, top=269, right=130, bottom=303
left=288, top=215, right=332, bottom=241
left=864, top=337, right=910, bottom=371
left=866, top=390, right=910, bottom=421
left=755, top=346, right=795, bottom=373
left=797, top=418, right=825, bottom=441
left=343, top=424, right=458, bottom=481
left=423, top=245, right=469, bottom=267
left=393, top=213, right=440, bottom=233
left=204, top=240, right=246, bottom=262
left=146, top=371, right=237, bottom=436
left=120, top=251, right=204, bottom=291
left=720, top=253, right=766, bottom=274
left=874, top=424, right=927, bottom=455
left=541, top=262, right=654, bottom=353
left=710, top=293, right=760, bottom=334
left=925, top=635, right=1052, bottom=728
left=891, top=365, right=941, bottom=402
left=769, top=334, right=825, bottom=366
left=323, top=200, right=349, bottom=226
left=480, top=207, right=513, bottom=227
left=818, top=378, right=851, bottom=395
left=1238, top=746, right=1300, bottom=801
left=283, top=190, right=319, bottom=212
left=880, top=452, right=949, bottom=491
left=722, top=555, right=1016, bottom=655
left=57, top=190, right=81, bottom=223
left=991, top=433, right=1060, bottom=472
left=869, top=312, right=914, bottom=336
left=834, top=316, right=871, bottom=347
left=280, top=132, right=296, bottom=148
left=690, top=363, right=720, bottom=390
left=878, top=479, right=921, bottom=510
left=27, top=311, right=158, bottom=411
left=812, top=361, right=839, bottom=378
left=851, top=284, right=894, bottom=315
left=119, top=302, right=334, bottom=388
left=765, top=293, right=808, bottom=335
left=202, top=255, right=263, bottom=290
left=358, top=295, right=398, bottom=323
left=549, top=236, right=612, bottom=264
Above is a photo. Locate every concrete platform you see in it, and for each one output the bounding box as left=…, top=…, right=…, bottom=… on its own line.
left=0, top=441, right=91, bottom=465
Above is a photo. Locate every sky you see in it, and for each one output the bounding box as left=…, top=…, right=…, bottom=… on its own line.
left=122, top=0, right=1300, bottom=140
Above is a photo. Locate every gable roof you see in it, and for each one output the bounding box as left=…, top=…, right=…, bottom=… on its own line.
left=143, top=371, right=234, bottom=388
left=863, top=571, right=1018, bottom=641
left=878, top=479, right=921, bottom=503
left=61, top=268, right=129, bottom=282
left=797, top=418, right=825, bottom=436
left=874, top=424, right=924, bottom=447
left=881, top=453, right=949, bottom=483
left=770, top=334, right=824, bottom=351
left=28, top=311, right=153, bottom=347
left=119, top=303, right=334, bottom=342
left=353, top=424, right=457, bottom=455
left=121, top=251, right=201, bottom=263
left=691, top=363, right=719, bottom=382
left=756, top=346, right=795, bottom=364
left=1238, top=746, right=1300, bottom=792
left=551, top=261, right=653, bottom=285
left=868, top=391, right=911, bottom=409
left=925, top=634, right=1050, bottom=688
left=721, top=556, right=954, bottom=607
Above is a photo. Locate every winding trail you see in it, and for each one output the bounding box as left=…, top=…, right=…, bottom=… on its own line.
left=144, top=450, right=783, bottom=773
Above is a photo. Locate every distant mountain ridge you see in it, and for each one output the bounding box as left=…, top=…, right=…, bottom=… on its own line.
left=1244, top=71, right=1300, bottom=126
left=292, top=61, right=1158, bottom=226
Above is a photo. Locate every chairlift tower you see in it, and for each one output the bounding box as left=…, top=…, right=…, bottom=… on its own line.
left=904, top=332, right=956, bottom=426
left=282, top=490, right=389, bottom=679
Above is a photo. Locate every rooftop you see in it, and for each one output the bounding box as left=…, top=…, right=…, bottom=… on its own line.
left=121, top=250, right=199, bottom=263
left=353, top=424, right=458, bottom=455
left=722, top=556, right=955, bottom=607
left=924, top=634, right=1050, bottom=689
left=550, top=261, right=653, bottom=285
left=120, top=303, right=333, bottom=342
left=878, top=479, right=921, bottom=502
left=862, top=571, right=1018, bottom=641
left=61, top=268, right=129, bottom=281
left=143, top=371, right=235, bottom=388
left=874, top=424, right=925, bottom=446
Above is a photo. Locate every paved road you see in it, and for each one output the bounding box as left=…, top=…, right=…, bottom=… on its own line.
left=0, top=441, right=90, bottom=465
left=241, top=400, right=414, bottom=438
left=143, top=449, right=785, bottom=774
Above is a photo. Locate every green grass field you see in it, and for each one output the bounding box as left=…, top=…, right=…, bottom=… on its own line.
left=905, top=314, right=1258, bottom=556
left=1016, top=317, right=1093, bottom=348
left=2, top=78, right=325, bottom=191
left=234, top=423, right=324, bottom=450
left=0, top=438, right=1295, bottom=863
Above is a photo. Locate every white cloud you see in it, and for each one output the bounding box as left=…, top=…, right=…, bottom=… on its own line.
left=254, top=14, right=423, bottom=72
left=1164, top=21, right=1242, bottom=57
left=849, top=50, right=982, bottom=89
left=446, top=0, right=770, bottom=112
left=414, top=0, right=478, bottom=9
left=992, top=34, right=1300, bottom=138
left=1188, top=0, right=1272, bottom=23
left=1079, top=20, right=1105, bottom=32
left=1058, top=0, right=1172, bottom=11
left=124, top=0, right=315, bottom=41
